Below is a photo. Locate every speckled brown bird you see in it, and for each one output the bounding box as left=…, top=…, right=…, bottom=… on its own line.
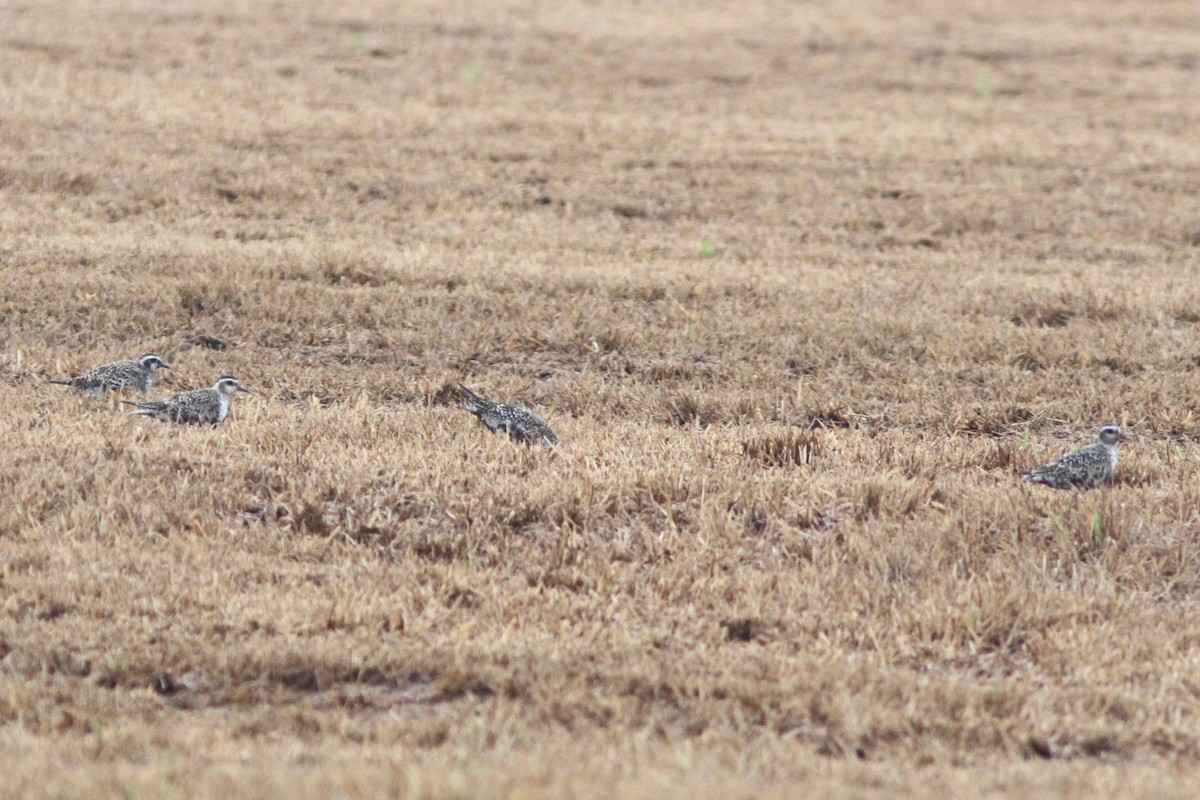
left=123, top=376, right=252, bottom=426
left=457, top=384, right=558, bottom=447
left=1023, top=426, right=1124, bottom=490
left=49, top=353, right=170, bottom=396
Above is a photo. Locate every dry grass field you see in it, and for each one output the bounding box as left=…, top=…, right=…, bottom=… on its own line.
left=4, top=0, right=1200, bottom=796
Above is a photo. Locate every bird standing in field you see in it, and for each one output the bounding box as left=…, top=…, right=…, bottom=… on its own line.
left=49, top=353, right=170, bottom=395
left=456, top=384, right=558, bottom=446
left=123, top=376, right=252, bottom=426
left=1022, top=425, right=1125, bottom=490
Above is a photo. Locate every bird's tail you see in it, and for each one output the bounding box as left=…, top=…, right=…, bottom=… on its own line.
left=456, top=384, right=489, bottom=413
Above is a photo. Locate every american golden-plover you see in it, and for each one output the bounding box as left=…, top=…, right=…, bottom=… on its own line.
left=49, top=353, right=170, bottom=395
left=123, top=376, right=252, bottom=426
left=1023, top=425, right=1124, bottom=490
left=457, top=384, right=558, bottom=446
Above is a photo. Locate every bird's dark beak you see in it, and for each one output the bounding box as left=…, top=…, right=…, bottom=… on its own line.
left=238, top=387, right=254, bottom=395
left=161, top=363, right=172, bottom=370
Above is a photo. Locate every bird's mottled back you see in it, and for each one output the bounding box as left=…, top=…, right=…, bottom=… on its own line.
left=49, top=352, right=170, bottom=395
left=1022, top=425, right=1124, bottom=490
left=457, top=384, right=558, bottom=446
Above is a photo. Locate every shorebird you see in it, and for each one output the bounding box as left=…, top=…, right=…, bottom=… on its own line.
left=456, top=384, right=558, bottom=446
left=1022, top=425, right=1125, bottom=490
left=123, top=376, right=252, bottom=426
left=49, top=353, right=170, bottom=395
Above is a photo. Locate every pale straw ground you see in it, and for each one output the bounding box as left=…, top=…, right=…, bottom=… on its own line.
left=2, top=0, right=1200, bottom=797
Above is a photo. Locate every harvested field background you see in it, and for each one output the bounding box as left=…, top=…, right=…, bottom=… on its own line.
left=3, top=0, right=1200, bottom=797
